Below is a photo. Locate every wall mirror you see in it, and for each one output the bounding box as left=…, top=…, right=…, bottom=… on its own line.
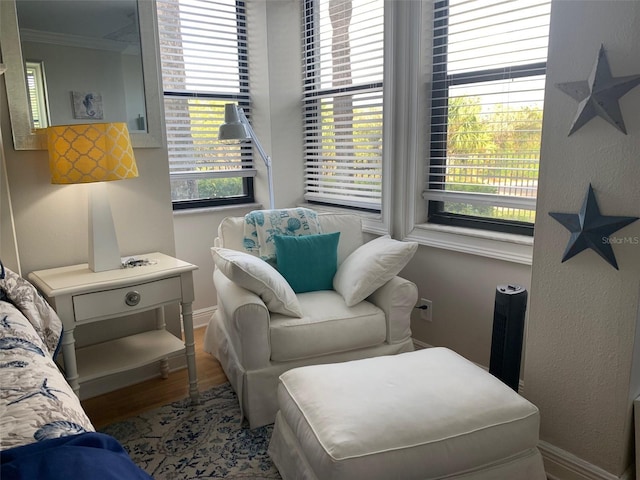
left=0, top=0, right=162, bottom=150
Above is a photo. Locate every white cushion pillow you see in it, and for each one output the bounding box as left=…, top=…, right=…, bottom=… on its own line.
left=211, top=247, right=303, bottom=318
left=333, top=235, right=418, bottom=307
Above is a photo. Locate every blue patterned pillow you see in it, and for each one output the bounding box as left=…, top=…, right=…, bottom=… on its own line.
left=274, top=232, right=340, bottom=293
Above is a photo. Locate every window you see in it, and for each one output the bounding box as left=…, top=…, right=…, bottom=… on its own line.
left=425, top=0, right=551, bottom=235
left=157, top=0, right=253, bottom=209
left=25, top=61, right=49, bottom=129
left=302, top=0, right=385, bottom=212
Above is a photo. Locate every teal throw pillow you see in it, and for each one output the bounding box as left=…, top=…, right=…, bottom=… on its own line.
left=274, top=232, right=340, bottom=294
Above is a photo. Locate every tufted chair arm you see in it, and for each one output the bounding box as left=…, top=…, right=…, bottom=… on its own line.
left=213, top=269, right=271, bottom=370
left=367, top=276, right=417, bottom=344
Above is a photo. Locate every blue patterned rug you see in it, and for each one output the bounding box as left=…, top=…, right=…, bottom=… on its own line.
left=100, top=383, right=281, bottom=479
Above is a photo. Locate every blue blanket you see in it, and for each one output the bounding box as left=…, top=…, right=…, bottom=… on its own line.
left=1, top=432, right=152, bottom=480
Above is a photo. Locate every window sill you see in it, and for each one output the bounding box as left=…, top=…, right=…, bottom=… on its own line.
left=405, top=223, right=534, bottom=265
left=172, top=202, right=263, bottom=217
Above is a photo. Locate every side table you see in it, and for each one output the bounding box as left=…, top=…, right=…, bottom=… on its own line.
left=28, top=252, right=200, bottom=402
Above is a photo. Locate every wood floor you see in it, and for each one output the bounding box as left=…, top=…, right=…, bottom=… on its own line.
left=82, top=326, right=228, bottom=430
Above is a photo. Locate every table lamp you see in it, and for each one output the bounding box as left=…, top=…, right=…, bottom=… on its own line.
left=218, top=103, right=274, bottom=209
left=46, top=122, right=138, bottom=272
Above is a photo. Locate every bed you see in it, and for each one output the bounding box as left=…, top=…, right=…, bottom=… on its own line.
left=0, top=262, right=91, bottom=449
left=0, top=263, right=154, bottom=480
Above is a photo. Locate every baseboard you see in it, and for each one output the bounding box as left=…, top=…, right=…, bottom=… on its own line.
left=191, top=306, right=215, bottom=330
left=412, top=338, right=433, bottom=350
left=539, top=441, right=634, bottom=480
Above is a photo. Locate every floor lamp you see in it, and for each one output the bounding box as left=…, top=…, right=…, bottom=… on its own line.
left=218, top=104, right=274, bottom=209
left=46, top=123, right=138, bottom=272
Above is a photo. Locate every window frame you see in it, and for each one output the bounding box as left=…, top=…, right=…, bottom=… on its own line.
left=159, top=0, right=255, bottom=210
left=426, top=0, right=547, bottom=237
left=25, top=60, right=49, bottom=130
left=301, top=0, right=385, bottom=214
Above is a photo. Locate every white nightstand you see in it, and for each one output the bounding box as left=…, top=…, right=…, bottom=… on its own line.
left=28, top=252, right=199, bottom=402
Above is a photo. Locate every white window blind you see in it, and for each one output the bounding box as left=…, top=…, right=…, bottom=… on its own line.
left=425, top=0, right=551, bottom=230
left=302, top=0, right=384, bottom=211
left=157, top=0, right=253, bottom=203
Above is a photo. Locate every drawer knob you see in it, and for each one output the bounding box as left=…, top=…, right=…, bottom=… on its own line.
left=125, top=291, right=141, bottom=306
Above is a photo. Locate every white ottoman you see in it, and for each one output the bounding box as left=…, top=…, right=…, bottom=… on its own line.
left=268, top=348, right=546, bottom=480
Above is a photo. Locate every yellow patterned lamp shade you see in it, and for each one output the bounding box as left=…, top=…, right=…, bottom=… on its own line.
left=47, top=122, right=138, bottom=184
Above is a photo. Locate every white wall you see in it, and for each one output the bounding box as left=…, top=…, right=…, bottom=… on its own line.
left=0, top=112, right=20, bottom=275
left=404, top=247, right=532, bottom=366
left=173, top=205, right=256, bottom=314
left=21, top=41, right=132, bottom=125
left=244, top=0, right=304, bottom=210
left=524, top=1, right=640, bottom=477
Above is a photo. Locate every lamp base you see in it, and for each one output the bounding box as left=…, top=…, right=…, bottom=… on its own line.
left=88, top=183, right=122, bottom=272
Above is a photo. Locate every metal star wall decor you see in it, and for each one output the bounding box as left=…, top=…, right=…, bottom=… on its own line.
left=556, top=44, right=640, bottom=136
left=549, top=185, right=638, bottom=270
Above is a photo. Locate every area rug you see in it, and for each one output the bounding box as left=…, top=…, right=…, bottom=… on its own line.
left=100, top=383, right=281, bottom=479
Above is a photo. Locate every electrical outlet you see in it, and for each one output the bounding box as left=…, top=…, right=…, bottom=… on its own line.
left=419, top=298, right=433, bottom=322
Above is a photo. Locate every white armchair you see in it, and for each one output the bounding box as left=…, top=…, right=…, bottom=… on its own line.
left=203, top=212, right=418, bottom=428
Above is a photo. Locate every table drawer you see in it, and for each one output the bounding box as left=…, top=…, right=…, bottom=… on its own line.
left=73, top=276, right=182, bottom=323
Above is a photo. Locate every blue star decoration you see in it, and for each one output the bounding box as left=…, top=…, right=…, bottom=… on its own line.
left=556, top=44, right=640, bottom=136
left=549, top=184, right=638, bottom=270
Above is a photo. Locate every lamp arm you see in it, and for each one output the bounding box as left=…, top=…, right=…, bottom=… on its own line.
left=236, top=106, right=275, bottom=209
left=236, top=107, right=270, bottom=167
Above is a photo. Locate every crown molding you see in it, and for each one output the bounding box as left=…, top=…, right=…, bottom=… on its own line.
left=19, top=28, right=139, bottom=54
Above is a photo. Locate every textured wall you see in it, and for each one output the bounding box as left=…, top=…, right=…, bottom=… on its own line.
left=524, top=1, right=640, bottom=476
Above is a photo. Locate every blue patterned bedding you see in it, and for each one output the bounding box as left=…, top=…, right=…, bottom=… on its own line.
left=0, top=265, right=94, bottom=451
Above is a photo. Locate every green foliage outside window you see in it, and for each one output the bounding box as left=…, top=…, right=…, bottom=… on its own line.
left=168, top=98, right=250, bottom=203
left=313, top=94, right=540, bottom=222
left=443, top=96, right=543, bottom=223
left=171, top=177, right=243, bottom=202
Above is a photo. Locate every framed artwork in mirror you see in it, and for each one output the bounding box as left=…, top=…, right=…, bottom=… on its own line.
left=72, top=92, right=104, bottom=120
